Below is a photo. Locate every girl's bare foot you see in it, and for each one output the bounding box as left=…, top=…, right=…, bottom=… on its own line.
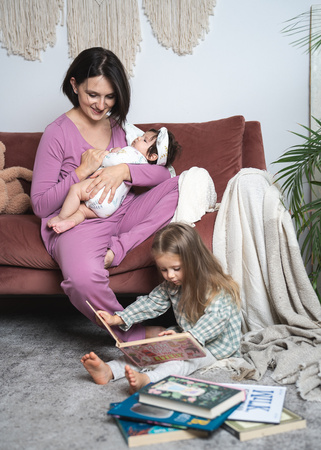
left=125, top=365, right=150, bottom=394
left=104, top=249, right=115, bottom=269
left=145, top=326, right=166, bottom=338
left=81, top=351, right=113, bottom=385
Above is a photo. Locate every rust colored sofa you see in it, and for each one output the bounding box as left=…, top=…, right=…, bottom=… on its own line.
left=0, top=116, right=266, bottom=297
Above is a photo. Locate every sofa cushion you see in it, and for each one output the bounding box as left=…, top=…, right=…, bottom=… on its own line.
left=138, top=115, right=245, bottom=201
left=0, top=215, right=58, bottom=269
left=0, top=132, right=42, bottom=171
left=0, top=214, right=159, bottom=273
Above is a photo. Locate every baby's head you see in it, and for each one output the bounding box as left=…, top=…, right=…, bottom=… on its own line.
left=131, top=128, right=181, bottom=167
left=131, top=130, right=159, bottom=163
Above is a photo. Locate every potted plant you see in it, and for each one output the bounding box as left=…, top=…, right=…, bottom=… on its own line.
left=274, top=6, right=321, bottom=299
left=273, top=118, right=321, bottom=298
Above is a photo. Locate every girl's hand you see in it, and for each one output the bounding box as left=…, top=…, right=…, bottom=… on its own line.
left=75, top=148, right=107, bottom=181
left=86, top=164, right=131, bottom=204
left=158, top=329, right=177, bottom=337
left=97, top=310, right=124, bottom=326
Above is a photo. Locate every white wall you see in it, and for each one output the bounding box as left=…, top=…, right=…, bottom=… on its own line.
left=0, top=0, right=313, bottom=175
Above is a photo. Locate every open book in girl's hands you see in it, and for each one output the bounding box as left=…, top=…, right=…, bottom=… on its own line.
left=86, top=301, right=206, bottom=368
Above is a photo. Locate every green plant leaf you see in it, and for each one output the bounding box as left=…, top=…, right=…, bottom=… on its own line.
left=273, top=119, right=321, bottom=301
left=282, top=7, right=321, bottom=54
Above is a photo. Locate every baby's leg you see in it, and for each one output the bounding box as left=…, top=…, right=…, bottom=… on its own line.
left=81, top=352, right=114, bottom=385
left=48, top=179, right=93, bottom=229
left=59, top=179, right=93, bottom=219
left=47, top=179, right=96, bottom=233
left=52, top=204, right=97, bottom=234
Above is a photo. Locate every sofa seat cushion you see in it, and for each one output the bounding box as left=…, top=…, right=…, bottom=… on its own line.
left=0, top=210, right=217, bottom=275
left=0, top=215, right=167, bottom=274
left=0, top=215, right=58, bottom=269
left=0, top=214, right=158, bottom=273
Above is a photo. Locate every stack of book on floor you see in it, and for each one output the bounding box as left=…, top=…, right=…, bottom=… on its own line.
left=221, top=383, right=306, bottom=441
left=108, top=376, right=307, bottom=447
left=107, top=374, right=246, bottom=447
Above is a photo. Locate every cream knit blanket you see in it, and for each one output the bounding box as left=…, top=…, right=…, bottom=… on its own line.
left=207, top=168, right=321, bottom=401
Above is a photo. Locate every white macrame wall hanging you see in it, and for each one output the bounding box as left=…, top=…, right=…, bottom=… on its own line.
left=0, top=0, right=64, bottom=61
left=0, top=0, right=216, bottom=71
left=143, top=0, right=216, bottom=55
left=67, top=0, right=141, bottom=76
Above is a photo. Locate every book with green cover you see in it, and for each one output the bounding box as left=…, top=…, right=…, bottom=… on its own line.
left=138, top=375, right=246, bottom=419
left=222, top=407, right=306, bottom=441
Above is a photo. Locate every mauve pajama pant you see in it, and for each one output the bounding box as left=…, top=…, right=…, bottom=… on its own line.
left=51, top=176, right=179, bottom=342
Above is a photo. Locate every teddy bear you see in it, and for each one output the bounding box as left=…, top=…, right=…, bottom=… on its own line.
left=0, top=141, right=33, bottom=214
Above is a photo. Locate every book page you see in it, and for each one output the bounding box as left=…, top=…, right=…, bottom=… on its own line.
left=120, top=335, right=206, bottom=367
left=224, top=383, right=286, bottom=423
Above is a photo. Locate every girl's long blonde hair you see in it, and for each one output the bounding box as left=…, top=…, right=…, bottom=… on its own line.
left=152, top=223, right=241, bottom=324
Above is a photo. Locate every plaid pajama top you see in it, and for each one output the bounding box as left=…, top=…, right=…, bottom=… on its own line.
left=116, top=280, right=241, bottom=359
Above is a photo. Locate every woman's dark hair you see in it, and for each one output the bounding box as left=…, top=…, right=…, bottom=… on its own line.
left=146, top=129, right=182, bottom=167
left=62, top=47, right=130, bottom=126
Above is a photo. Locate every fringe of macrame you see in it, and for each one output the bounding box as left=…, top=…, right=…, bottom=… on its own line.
left=67, top=0, right=141, bottom=77
left=0, top=0, right=64, bottom=60
left=143, top=0, right=216, bottom=55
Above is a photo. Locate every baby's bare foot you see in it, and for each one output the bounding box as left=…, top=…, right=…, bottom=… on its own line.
left=81, top=351, right=113, bottom=385
left=47, top=215, right=61, bottom=228
left=52, top=219, right=77, bottom=234
left=104, top=249, right=115, bottom=268
left=125, top=365, right=150, bottom=394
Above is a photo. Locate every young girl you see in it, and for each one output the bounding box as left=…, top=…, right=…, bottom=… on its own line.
left=81, top=223, right=242, bottom=392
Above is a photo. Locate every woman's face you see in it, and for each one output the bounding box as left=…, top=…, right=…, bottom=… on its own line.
left=71, top=76, right=116, bottom=121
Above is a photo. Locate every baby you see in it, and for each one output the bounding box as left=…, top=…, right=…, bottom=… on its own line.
left=47, top=125, right=181, bottom=235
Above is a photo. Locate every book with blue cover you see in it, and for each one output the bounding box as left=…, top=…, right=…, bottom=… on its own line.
left=113, top=415, right=209, bottom=447
left=108, top=391, right=241, bottom=432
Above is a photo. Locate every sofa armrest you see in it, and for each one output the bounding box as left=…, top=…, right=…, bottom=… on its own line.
left=242, top=121, right=266, bottom=169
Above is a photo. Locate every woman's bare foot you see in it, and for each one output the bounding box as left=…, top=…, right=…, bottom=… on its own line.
left=125, top=365, right=150, bottom=394
left=104, top=249, right=115, bottom=269
left=145, top=326, right=166, bottom=338
left=81, top=351, right=113, bottom=385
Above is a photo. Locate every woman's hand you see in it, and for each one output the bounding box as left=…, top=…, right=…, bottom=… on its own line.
left=97, top=310, right=124, bottom=326
left=75, top=148, right=108, bottom=181
left=158, top=329, right=177, bottom=337
left=86, top=163, right=131, bottom=204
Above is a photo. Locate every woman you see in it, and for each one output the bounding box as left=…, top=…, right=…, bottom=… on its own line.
left=31, top=47, right=179, bottom=342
